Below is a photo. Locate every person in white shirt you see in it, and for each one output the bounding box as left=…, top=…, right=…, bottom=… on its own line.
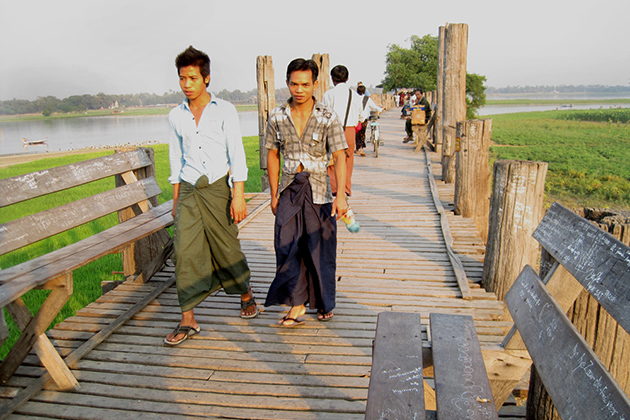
left=356, top=84, right=383, bottom=156
left=164, top=46, right=258, bottom=346
left=322, top=65, right=362, bottom=197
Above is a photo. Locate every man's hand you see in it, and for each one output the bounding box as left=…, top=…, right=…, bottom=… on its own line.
left=332, top=195, right=348, bottom=220
left=171, top=183, right=180, bottom=220
left=270, top=195, right=279, bottom=215
left=231, top=181, right=247, bottom=224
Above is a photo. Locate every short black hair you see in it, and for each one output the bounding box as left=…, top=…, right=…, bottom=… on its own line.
left=175, top=46, right=211, bottom=87
left=330, top=65, right=349, bottom=84
left=286, top=58, right=319, bottom=82
left=415, top=88, right=424, bottom=94
left=357, top=85, right=366, bottom=95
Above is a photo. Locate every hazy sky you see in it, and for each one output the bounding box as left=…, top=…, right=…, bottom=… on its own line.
left=1, top=0, right=629, bottom=101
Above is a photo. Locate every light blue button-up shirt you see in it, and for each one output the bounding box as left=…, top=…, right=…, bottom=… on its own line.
left=168, top=94, right=248, bottom=186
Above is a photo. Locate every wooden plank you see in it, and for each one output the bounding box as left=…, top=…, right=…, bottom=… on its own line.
left=0, top=275, right=176, bottom=420
left=430, top=313, right=498, bottom=420
left=533, top=202, right=630, bottom=334
left=423, top=148, right=472, bottom=300
left=0, top=149, right=152, bottom=207
left=0, top=177, right=162, bottom=255
left=0, top=275, right=74, bottom=386
left=505, top=265, right=630, bottom=419
left=4, top=276, right=79, bottom=391
left=365, top=312, right=425, bottom=420
left=0, top=201, right=173, bottom=307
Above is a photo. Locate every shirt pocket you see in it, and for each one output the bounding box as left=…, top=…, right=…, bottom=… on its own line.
left=307, top=132, right=326, bottom=158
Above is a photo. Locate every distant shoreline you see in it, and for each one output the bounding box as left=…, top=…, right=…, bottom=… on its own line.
left=0, top=104, right=258, bottom=123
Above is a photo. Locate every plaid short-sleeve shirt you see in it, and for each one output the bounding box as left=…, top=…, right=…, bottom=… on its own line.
left=265, top=99, right=347, bottom=204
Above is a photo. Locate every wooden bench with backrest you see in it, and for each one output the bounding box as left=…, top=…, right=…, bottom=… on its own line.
left=365, top=202, right=630, bottom=419
left=0, top=148, right=173, bottom=391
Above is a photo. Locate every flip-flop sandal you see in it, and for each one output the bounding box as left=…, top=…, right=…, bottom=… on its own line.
left=240, top=296, right=259, bottom=319
left=279, top=316, right=305, bottom=327
left=164, top=324, right=200, bottom=346
left=317, top=310, right=334, bottom=322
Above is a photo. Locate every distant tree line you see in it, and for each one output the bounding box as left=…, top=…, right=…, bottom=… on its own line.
left=0, top=87, right=296, bottom=116
left=487, top=85, right=630, bottom=94
left=0, top=91, right=186, bottom=116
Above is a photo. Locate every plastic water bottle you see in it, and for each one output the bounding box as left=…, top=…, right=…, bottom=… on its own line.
left=341, top=209, right=360, bottom=233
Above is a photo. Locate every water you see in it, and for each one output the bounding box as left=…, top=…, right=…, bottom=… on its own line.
left=0, top=111, right=259, bottom=156
left=2, top=99, right=630, bottom=156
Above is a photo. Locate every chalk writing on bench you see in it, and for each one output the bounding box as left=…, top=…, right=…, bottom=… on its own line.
left=449, top=336, right=494, bottom=419
left=377, top=409, right=421, bottom=420
left=385, top=365, right=422, bottom=394
left=568, top=344, right=625, bottom=419
left=534, top=204, right=630, bottom=312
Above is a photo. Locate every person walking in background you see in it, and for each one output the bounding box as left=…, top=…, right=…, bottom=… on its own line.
left=322, top=64, right=362, bottom=197
left=264, top=58, right=348, bottom=326
left=356, top=84, right=382, bottom=156
left=165, top=46, right=258, bottom=346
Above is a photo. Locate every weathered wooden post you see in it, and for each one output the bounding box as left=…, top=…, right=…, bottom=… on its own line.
left=435, top=26, right=445, bottom=155
left=441, top=23, right=468, bottom=184
left=527, top=210, right=630, bottom=419
left=481, top=160, right=547, bottom=301
left=454, top=119, right=492, bottom=243
left=311, top=53, right=329, bottom=102
left=256, top=55, right=275, bottom=191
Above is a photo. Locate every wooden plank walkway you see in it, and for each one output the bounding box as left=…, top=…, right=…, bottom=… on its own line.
left=0, top=109, right=524, bottom=419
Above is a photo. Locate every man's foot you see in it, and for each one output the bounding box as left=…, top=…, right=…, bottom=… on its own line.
left=279, top=305, right=306, bottom=326
left=360, top=152, right=366, bottom=156
left=279, top=316, right=305, bottom=327
left=402, top=137, right=411, bottom=143
left=317, top=310, right=334, bottom=322
left=240, top=288, right=259, bottom=318
left=164, top=324, right=200, bottom=346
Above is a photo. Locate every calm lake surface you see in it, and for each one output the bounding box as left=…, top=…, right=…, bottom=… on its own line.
left=1, top=99, right=629, bottom=157
left=0, top=111, right=259, bottom=157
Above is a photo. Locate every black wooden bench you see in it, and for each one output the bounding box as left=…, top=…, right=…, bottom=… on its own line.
left=365, top=202, right=630, bottom=419
left=366, top=312, right=499, bottom=419
left=0, top=148, right=173, bottom=391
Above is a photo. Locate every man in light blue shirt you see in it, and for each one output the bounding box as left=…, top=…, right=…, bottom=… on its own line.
left=164, top=46, right=258, bottom=346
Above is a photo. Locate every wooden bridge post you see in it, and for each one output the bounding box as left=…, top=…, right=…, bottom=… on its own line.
left=454, top=119, right=492, bottom=243
left=256, top=55, right=275, bottom=192
left=481, top=160, right=547, bottom=301
left=435, top=26, right=446, bottom=155
left=441, top=23, right=468, bottom=184
left=311, top=53, right=330, bottom=102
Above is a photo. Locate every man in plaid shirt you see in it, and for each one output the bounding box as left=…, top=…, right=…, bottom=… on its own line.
left=264, top=58, right=348, bottom=326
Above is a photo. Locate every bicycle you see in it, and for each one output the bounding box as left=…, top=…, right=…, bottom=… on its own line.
left=368, top=113, right=380, bottom=157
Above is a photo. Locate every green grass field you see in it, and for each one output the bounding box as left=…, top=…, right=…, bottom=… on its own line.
left=487, top=108, right=630, bottom=209
left=0, top=137, right=263, bottom=358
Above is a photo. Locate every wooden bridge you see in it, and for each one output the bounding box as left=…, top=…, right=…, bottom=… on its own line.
left=0, top=109, right=525, bottom=419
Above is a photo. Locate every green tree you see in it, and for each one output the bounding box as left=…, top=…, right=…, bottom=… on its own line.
left=466, top=73, right=486, bottom=119
left=382, top=34, right=486, bottom=118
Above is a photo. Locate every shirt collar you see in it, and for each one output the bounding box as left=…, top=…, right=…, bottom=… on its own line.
left=281, top=97, right=323, bottom=112
left=181, top=92, right=218, bottom=111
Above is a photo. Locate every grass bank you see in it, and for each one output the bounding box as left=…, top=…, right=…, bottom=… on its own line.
left=486, top=98, right=630, bottom=106
left=487, top=108, right=630, bottom=210
left=0, top=137, right=263, bottom=358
